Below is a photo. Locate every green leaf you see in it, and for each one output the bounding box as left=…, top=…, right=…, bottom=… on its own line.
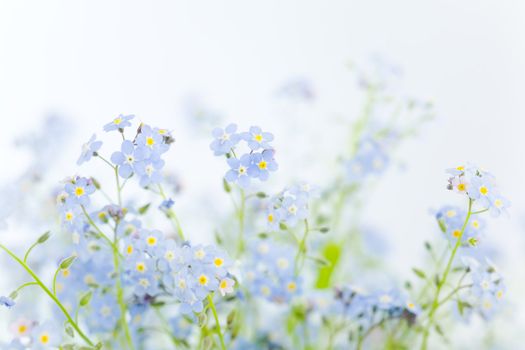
left=279, top=222, right=288, bottom=230
left=437, top=219, right=447, bottom=233
left=227, top=310, right=236, bottom=327
left=308, top=256, right=331, bottom=267
left=79, top=291, right=92, bottom=307
left=60, top=256, right=77, bottom=270
left=222, top=178, right=231, bottom=193
left=138, top=203, right=151, bottom=215
left=412, top=268, right=427, bottom=279
left=315, top=242, right=342, bottom=289
left=65, top=325, right=74, bottom=338
left=319, top=227, right=330, bottom=233
left=256, top=192, right=267, bottom=198
left=91, top=177, right=101, bottom=190
left=37, top=231, right=51, bottom=244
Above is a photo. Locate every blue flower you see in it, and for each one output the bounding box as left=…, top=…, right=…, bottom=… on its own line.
left=86, top=292, right=120, bottom=333
left=225, top=154, right=253, bottom=188
left=159, top=198, right=175, bottom=212
left=64, top=177, right=96, bottom=207
left=29, top=321, right=59, bottom=350
left=210, top=123, right=240, bottom=156
left=111, top=140, right=146, bottom=178
left=104, top=114, right=135, bottom=132
left=135, top=156, right=165, bottom=187
left=136, top=125, right=169, bottom=158
left=344, top=137, right=389, bottom=183
left=242, top=126, right=274, bottom=150
left=77, top=134, right=102, bottom=165
left=248, top=150, right=278, bottom=181
left=447, top=165, right=509, bottom=217
left=0, top=296, right=15, bottom=308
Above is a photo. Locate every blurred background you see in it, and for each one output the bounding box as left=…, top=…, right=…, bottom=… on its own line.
left=0, top=1, right=524, bottom=348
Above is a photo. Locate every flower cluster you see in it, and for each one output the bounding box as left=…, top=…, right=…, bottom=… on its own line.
left=265, top=183, right=318, bottom=230
left=456, top=256, right=506, bottom=320
left=123, top=232, right=236, bottom=314
left=243, top=240, right=302, bottom=303
left=332, top=285, right=419, bottom=338
left=345, top=137, right=390, bottom=184
left=435, top=205, right=486, bottom=247
left=211, top=124, right=278, bottom=188
left=447, top=165, right=509, bottom=216
left=56, top=176, right=95, bottom=233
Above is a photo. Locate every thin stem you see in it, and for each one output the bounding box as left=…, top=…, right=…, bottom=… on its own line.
left=0, top=244, right=95, bottom=346
left=294, top=219, right=309, bottom=275
left=81, top=206, right=119, bottom=252
left=420, top=199, right=472, bottom=350
left=115, top=166, right=122, bottom=206
left=207, top=293, right=226, bottom=350
left=471, top=208, right=489, bottom=215
left=52, top=266, right=61, bottom=295
left=23, top=241, right=40, bottom=264
left=157, top=184, right=185, bottom=240
left=97, top=154, right=115, bottom=169
left=237, top=188, right=246, bottom=257
left=113, top=238, right=134, bottom=349
left=12, top=281, right=38, bottom=295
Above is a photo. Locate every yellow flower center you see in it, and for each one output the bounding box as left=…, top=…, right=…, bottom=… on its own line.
left=446, top=210, right=456, bottom=218
left=456, top=166, right=465, bottom=171
left=74, top=186, right=85, bottom=197
left=220, top=280, right=228, bottom=289
left=238, top=166, right=246, bottom=174
left=494, top=199, right=503, bottom=208
left=136, top=262, right=146, bottom=272
left=114, top=117, right=122, bottom=125
left=165, top=251, right=175, bottom=261
left=261, top=285, right=271, bottom=296
left=65, top=212, right=74, bottom=221
left=126, top=245, right=134, bottom=255
left=198, top=274, right=208, bottom=286
left=214, top=257, right=224, bottom=267
left=146, top=236, right=157, bottom=246
left=258, top=160, right=267, bottom=169
left=254, top=134, right=263, bottom=142
left=62, top=269, right=70, bottom=277
left=287, top=282, right=297, bottom=292
left=479, top=186, right=488, bottom=195
left=146, top=137, right=155, bottom=146
left=452, top=229, right=461, bottom=238
left=457, top=183, right=466, bottom=191
left=40, top=334, right=50, bottom=344
left=267, top=214, right=274, bottom=223
left=18, top=325, right=27, bottom=334
left=472, top=220, right=480, bottom=229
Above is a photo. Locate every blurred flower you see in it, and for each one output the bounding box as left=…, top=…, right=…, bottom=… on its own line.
left=77, top=134, right=103, bottom=166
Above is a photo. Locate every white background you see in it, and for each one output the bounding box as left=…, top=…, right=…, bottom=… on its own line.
left=0, top=1, right=524, bottom=348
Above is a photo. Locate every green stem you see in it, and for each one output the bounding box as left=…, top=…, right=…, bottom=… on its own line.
left=81, top=206, right=120, bottom=252
left=23, top=241, right=40, bottom=264
left=115, top=166, right=122, bottom=206
left=0, top=244, right=95, bottom=347
left=12, top=281, right=38, bottom=296
left=207, top=293, right=227, bottom=350
left=420, top=199, right=472, bottom=350
left=113, top=239, right=134, bottom=349
left=294, top=219, right=309, bottom=275
left=158, top=184, right=185, bottom=240
left=237, top=188, right=246, bottom=257
left=81, top=206, right=132, bottom=348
